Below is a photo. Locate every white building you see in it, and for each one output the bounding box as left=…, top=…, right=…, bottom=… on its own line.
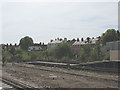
left=28, top=46, right=42, bottom=51
left=89, top=38, right=99, bottom=44
left=72, top=37, right=99, bottom=46
left=47, top=38, right=67, bottom=50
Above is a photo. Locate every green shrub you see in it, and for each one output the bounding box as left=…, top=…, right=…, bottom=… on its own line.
left=104, top=51, right=110, bottom=60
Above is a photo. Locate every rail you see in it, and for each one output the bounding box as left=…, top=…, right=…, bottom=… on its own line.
left=2, top=76, right=34, bottom=89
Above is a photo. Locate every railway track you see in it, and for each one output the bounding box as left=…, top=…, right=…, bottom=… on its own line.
left=3, top=64, right=120, bottom=89
left=27, top=60, right=119, bottom=73
left=2, top=77, right=34, bottom=89
left=14, top=63, right=119, bottom=83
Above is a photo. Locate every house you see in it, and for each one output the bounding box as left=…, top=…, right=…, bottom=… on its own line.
left=47, top=38, right=67, bottom=50
left=89, top=37, right=99, bottom=45
left=72, top=41, right=86, bottom=53
left=72, top=37, right=99, bottom=53
left=2, top=43, right=20, bottom=52
left=28, top=46, right=42, bottom=51
left=28, top=43, right=47, bottom=51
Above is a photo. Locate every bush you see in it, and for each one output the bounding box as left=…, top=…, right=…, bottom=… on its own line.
left=29, top=51, right=38, bottom=60
left=53, top=43, right=73, bottom=59
left=78, top=44, right=92, bottom=62
left=104, top=51, right=110, bottom=60
left=21, top=51, right=30, bottom=60
left=78, top=43, right=103, bottom=62
left=61, top=56, right=70, bottom=62
left=2, top=51, right=11, bottom=60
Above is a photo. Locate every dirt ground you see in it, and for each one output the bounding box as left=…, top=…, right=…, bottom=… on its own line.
left=2, top=64, right=119, bottom=88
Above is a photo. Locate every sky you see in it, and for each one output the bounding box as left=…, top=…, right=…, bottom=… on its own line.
left=0, top=1, right=118, bottom=44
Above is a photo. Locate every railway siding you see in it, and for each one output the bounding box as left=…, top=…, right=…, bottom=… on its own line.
left=3, top=63, right=119, bottom=88
left=27, top=60, right=120, bottom=73
left=2, top=76, right=34, bottom=89
left=13, top=63, right=119, bottom=83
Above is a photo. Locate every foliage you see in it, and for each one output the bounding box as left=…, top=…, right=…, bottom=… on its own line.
left=21, top=51, right=30, bottom=60
left=90, top=48, right=100, bottom=61
left=72, top=38, right=76, bottom=42
left=78, top=44, right=92, bottom=62
left=29, top=51, right=38, bottom=60
left=9, top=46, right=15, bottom=55
left=101, top=29, right=118, bottom=45
left=2, top=51, right=11, bottom=60
left=78, top=43, right=103, bottom=62
left=103, top=51, right=110, bottom=60
left=53, top=43, right=73, bottom=59
left=4, top=28, right=118, bottom=63
left=61, top=56, right=70, bottom=62
left=19, top=36, right=34, bottom=50
left=15, top=49, right=23, bottom=60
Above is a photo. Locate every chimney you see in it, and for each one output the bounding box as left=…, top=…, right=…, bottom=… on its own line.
left=40, top=42, right=41, bottom=45
left=57, top=37, right=59, bottom=40
left=50, top=40, right=53, bottom=42
left=64, top=38, right=67, bottom=43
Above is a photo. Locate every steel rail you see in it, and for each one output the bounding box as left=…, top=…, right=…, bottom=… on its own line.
left=2, top=77, right=34, bottom=89
left=15, top=64, right=119, bottom=83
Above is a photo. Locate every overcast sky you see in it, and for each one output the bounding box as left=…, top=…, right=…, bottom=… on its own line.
left=1, top=1, right=118, bottom=44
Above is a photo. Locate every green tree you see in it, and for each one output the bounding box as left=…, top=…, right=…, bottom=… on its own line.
left=15, top=49, right=24, bottom=60
left=54, top=43, right=73, bottom=59
left=9, top=46, right=15, bottom=55
left=72, top=38, right=76, bottom=42
left=90, top=44, right=101, bottom=61
left=103, top=51, right=110, bottom=60
left=21, top=51, right=30, bottom=60
left=101, top=29, right=118, bottom=45
left=78, top=44, right=102, bottom=62
left=2, top=51, right=11, bottom=60
left=19, top=36, right=34, bottom=50
left=30, top=51, right=38, bottom=60
left=78, top=44, right=92, bottom=62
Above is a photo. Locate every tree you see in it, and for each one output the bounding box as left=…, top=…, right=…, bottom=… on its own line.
left=2, top=51, right=11, bottom=64
left=30, top=51, right=37, bottom=60
left=54, top=43, right=73, bottom=59
left=9, top=46, right=16, bottom=61
left=78, top=44, right=92, bottom=62
left=9, top=46, right=15, bottom=55
left=19, top=36, right=34, bottom=50
left=72, top=38, right=76, bottom=42
left=90, top=43, right=101, bottom=61
left=101, top=29, right=118, bottom=45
